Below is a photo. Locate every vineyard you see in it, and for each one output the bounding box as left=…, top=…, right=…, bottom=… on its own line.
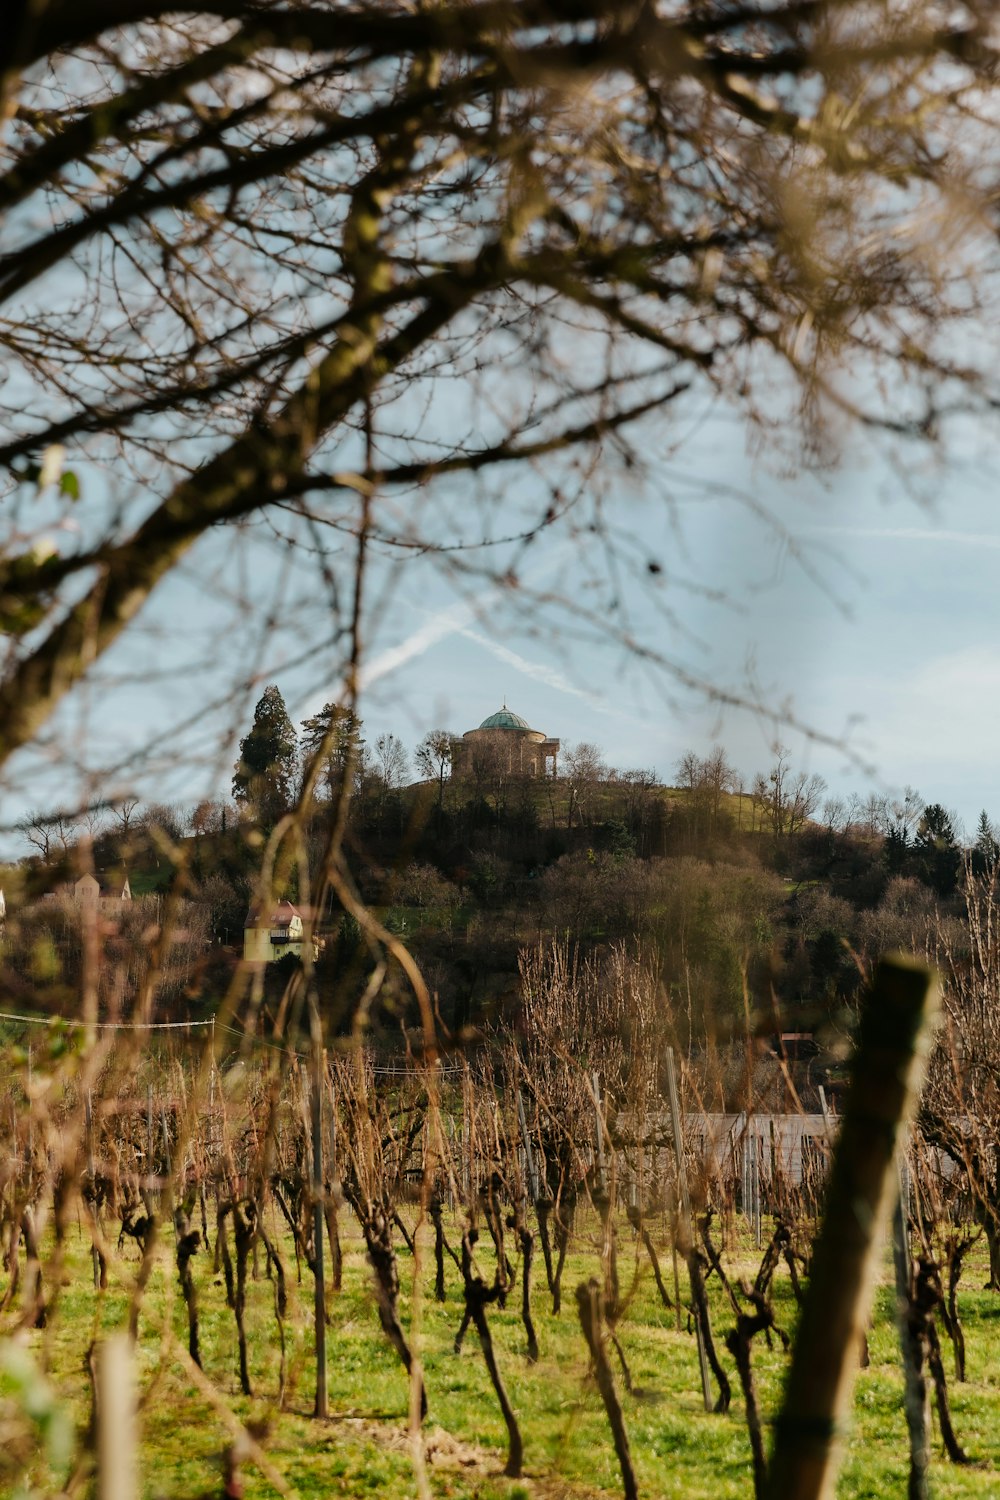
left=1, top=944, right=996, bottom=1498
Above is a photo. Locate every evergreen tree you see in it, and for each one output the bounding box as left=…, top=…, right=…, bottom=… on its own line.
left=232, top=685, right=298, bottom=827
left=974, top=810, right=1000, bottom=876
left=914, top=802, right=961, bottom=896
left=882, top=822, right=909, bottom=877
left=300, top=703, right=364, bottom=800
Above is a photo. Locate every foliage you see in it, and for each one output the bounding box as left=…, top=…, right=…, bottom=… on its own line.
left=300, top=704, right=364, bottom=802
left=232, top=686, right=298, bottom=828
left=394, top=862, right=463, bottom=912
left=914, top=804, right=962, bottom=897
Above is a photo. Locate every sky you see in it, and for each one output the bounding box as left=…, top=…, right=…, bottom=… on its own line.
left=3, top=394, right=1000, bottom=851
left=346, top=426, right=1000, bottom=837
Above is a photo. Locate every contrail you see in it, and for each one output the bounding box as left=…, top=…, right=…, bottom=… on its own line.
left=456, top=627, right=604, bottom=708
left=457, top=625, right=650, bottom=727
left=322, top=545, right=648, bottom=730
left=357, top=594, right=483, bottom=690
left=803, top=526, right=1000, bottom=549
left=357, top=547, right=574, bottom=691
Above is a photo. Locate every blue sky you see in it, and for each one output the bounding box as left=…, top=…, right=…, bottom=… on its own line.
left=324, top=409, right=1000, bottom=835
left=3, top=396, right=999, bottom=850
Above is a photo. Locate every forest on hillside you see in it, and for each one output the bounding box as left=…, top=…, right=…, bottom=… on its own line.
left=3, top=687, right=993, bottom=1087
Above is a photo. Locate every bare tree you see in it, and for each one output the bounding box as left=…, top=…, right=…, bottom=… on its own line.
left=0, top=2, right=997, bottom=784
left=415, top=730, right=454, bottom=814
left=18, top=811, right=54, bottom=862
left=563, top=742, right=608, bottom=830
left=922, top=867, right=1000, bottom=1288
left=2, top=16, right=1000, bottom=1482
left=702, top=747, right=735, bottom=827
left=374, top=733, right=408, bottom=793
left=112, top=799, right=141, bottom=836
left=18, top=809, right=76, bottom=862
left=80, top=804, right=109, bottom=844
left=763, top=746, right=825, bottom=840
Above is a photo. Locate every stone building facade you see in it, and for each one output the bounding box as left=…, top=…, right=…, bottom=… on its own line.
left=453, top=706, right=559, bottom=778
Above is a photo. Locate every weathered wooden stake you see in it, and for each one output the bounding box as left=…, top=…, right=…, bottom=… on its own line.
left=592, top=1071, right=607, bottom=1188
left=146, top=1085, right=154, bottom=1197
left=517, top=1088, right=539, bottom=1202
left=765, top=955, right=938, bottom=1500
left=311, top=1042, right=328, bottom=1417
left=86, top=1091, right=100, bottom=1289
left=893, top=1163, right=930, bottom=1500
left=665, top=1045, right=712, bottom=1410
left=97, top=1334, right=137, bottom=1500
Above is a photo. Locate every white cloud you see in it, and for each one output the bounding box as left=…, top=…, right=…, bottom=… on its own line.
left=849, top=644, right=1000, bottom=800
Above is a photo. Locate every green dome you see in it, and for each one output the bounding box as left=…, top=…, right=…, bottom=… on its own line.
left=479, top=707, right=532, bottom=731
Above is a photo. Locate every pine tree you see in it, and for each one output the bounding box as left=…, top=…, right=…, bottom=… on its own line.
left=974, top=810, right=1000, bottom=875
left=914, top=803, right=961, bottom=896
left=232, top=685, right=298, bottom=827
left=300, top=703, right=364, bottom=800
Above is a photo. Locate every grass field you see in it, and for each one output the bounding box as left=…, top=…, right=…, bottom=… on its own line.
left=5, top=1209, right=1000, bottom=1500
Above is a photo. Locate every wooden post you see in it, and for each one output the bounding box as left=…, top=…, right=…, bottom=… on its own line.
left=462, top=1066, right=472, bottom=1202
left=160, top=1109, right=171, bottom=1186
left=670, top=1182, right=682, bottom=1332
left=97, top=1334, right=137, bottom=1500
left=893, top=1159, right=929, bottom=1500
left=665, top=1046, right=712, bottom=1410
left=311, top=1065, right=327, bottom=1415
left=208, top=1021, right=216, bottom=1166
left=86, top=1091, right=100, bottom=1289
left=592, top=1072, right=607, bottom=1189
left=765, top=956, right=938, bottom=1500
left=517, top=1089, right=539, bottom=1203
left=146, top=1085, right=154, bottom=1197
left=309, top=997, right=327, bottom=1418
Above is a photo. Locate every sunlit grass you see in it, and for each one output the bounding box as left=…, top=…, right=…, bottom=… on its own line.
left=4, top=1211, right=1000, bottom=1498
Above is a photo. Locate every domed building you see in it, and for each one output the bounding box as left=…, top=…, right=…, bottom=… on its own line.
left=454, top=705, right=560, bottom=778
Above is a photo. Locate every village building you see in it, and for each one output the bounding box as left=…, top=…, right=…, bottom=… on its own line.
left=453, top=705, right=559, bottom=778
left=73, top=872, right=132, bottom=907
left=243, top=900, right=318, bottom=963
left=39, top=872, right=133, bottom=908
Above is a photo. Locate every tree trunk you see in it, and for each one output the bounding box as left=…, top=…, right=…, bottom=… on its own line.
left=576, top=1279, right=637, bottom=1500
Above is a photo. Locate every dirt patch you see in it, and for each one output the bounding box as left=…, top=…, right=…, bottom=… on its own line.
left=326, top=1412, right=607, bottom=1499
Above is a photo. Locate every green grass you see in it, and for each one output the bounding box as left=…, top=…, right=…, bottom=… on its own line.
left=5, top=1214, right=1000, bottom=1499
